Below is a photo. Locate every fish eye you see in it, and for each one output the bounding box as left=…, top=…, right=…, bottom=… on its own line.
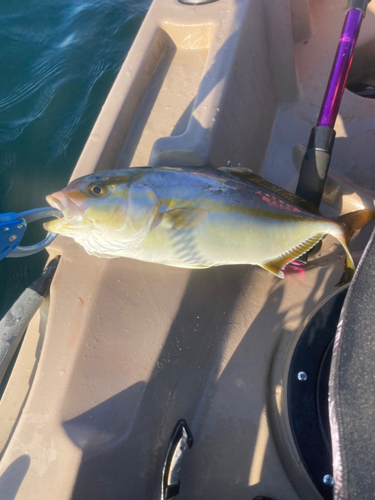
left=90, top=184, right=105, bottom=196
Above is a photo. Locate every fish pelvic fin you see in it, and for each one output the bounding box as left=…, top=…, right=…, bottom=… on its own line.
left=162, top=208, right=207, bottom=230
left=334, top=209, right=375, bottom=285
left=260, top=235, right=323, bottom=279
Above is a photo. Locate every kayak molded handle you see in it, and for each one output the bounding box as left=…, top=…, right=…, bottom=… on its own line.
left=161, top=419, right=194, bottom=500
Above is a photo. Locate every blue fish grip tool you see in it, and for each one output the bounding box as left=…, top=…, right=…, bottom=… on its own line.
left=0, top=207, right=62, bottom=260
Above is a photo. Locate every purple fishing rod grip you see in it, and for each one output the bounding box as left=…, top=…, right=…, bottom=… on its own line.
left=317, top=8, right=363, bottom=128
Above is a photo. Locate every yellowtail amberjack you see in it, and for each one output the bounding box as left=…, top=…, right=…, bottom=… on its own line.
left=44, top=166, right=375, bottom=282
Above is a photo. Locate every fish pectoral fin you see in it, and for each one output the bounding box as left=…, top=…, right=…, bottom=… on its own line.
left=260, top=262, right=285, bottom=278
left=162, top=208, right=207, bottom=230
left=260, top=235, right=323, bottom=279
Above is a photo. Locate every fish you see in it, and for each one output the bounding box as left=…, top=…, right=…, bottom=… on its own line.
left=44, top=166, right=375, bottom=283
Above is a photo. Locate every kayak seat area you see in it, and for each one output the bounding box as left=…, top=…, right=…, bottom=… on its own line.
left=329, top=227, right=375, bottom=499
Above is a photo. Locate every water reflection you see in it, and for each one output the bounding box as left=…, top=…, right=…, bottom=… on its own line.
left=0, top=0, right=151, bottom=318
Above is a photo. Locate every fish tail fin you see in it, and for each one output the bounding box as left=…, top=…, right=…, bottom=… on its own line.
left=336, top=209, right=375, bottom=244
left=335, top=234, right=355, bottom=285
left=334, top=209, right=375, bottom=285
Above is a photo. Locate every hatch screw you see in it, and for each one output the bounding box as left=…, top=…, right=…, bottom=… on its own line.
left=323, top=474, right=334, bottom=486
left=8, top=235, right=16, bottom=242
left=297, top=371, right=307, bottom=381
left=3, top=227, right=9, bottom=232
left=17, top=224, right=23, bottom=229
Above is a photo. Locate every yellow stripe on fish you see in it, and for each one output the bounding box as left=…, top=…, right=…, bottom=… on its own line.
left=44, top=166, right=375, bottom=284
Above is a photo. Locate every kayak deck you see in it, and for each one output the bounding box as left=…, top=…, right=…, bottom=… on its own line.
left=1, top=0, right=375, bottom=499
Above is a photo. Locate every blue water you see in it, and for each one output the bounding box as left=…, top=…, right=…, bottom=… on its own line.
left=0, top=0, right=151, bottom=318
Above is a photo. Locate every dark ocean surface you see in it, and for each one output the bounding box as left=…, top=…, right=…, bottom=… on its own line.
left=0, top=0, right=151, bottom=318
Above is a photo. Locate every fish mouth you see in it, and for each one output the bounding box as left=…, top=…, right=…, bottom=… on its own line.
left=46, top=195, right=65, bottom=211
left=44, top=192, right=84, bottom=232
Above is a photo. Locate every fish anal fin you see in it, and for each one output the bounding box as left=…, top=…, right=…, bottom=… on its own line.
left=260, top=235, right=323, bottom=279
left=216, top=167, right=321, bottom=216
left=260, top=262, right=285, bottom=279
left=162, top=208, right=207, bottom=230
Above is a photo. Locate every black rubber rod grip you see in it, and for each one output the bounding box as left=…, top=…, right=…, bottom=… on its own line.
left=295, top=126, right=336, bottom=208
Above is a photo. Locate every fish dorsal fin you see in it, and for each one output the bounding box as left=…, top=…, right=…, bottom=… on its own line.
left=260, top=234, right=323, bottom=278
left=216, top=166, right=321, bottom=216
left=162, top=208, right=207, bottom=230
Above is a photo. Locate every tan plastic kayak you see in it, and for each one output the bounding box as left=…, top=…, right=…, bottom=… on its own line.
left=1, top=0, right=375, bottom=499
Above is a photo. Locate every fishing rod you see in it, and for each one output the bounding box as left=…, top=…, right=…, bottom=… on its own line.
left=296, top=0, right=370, bottom=208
